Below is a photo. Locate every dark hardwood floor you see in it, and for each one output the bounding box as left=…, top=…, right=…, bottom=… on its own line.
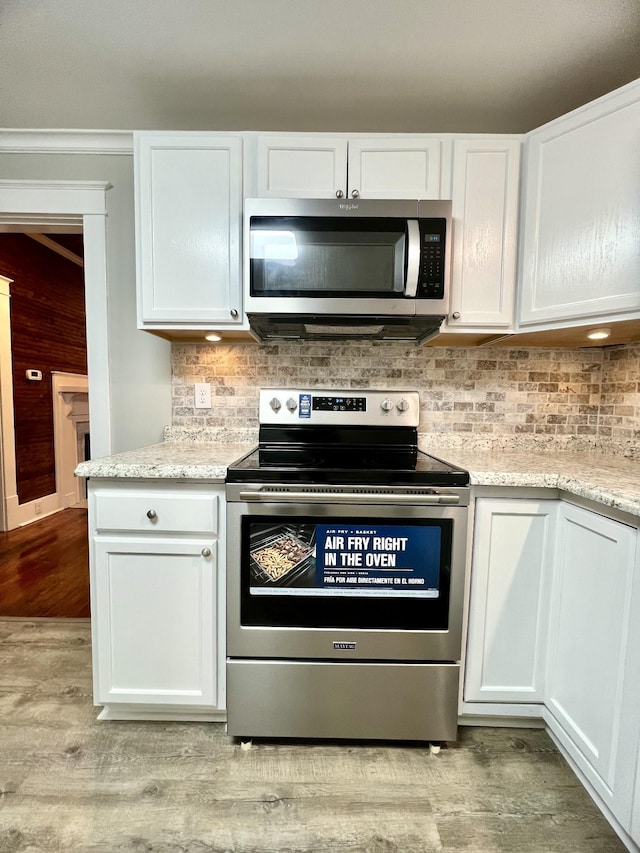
left=0, top=508, right=89, bottom=617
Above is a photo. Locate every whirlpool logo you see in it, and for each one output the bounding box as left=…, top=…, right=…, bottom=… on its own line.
left=333, top=641, right=356, bottom=650
left=338, top=203, right=359, bottom=211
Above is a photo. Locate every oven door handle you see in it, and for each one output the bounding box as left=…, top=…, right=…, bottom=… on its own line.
left=238, top=490, right=461, bottom=505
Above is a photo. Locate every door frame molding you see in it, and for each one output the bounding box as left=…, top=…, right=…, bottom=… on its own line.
left=52, top=371, right=89, bottom=510
left=0, top=179, right=111, bottom=529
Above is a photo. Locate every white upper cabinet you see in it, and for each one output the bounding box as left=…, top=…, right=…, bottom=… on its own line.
left=518, top=80, right=640, bottom=329
left=135, top=132, right=245, bottom=329
left=347, top=137, right=443, bottom=199
left=257, top=136, right=348, bottom=198
left=257, top=135, right=444, bottom=199
left=446, top=137, right=521, bottom=331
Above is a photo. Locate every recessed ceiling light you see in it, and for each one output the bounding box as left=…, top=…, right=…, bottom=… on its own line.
left=587, top=328, right=611, bottom=340
left=204, top=333, right=222, bottom=342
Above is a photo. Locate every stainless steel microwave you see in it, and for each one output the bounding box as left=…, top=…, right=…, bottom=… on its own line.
left=244, top=198, right=452, bottom=344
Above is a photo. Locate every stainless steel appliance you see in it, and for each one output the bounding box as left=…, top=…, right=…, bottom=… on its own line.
left=244, top=198, right=452, bottom=343
left=226, top=388, right=470, bottom=742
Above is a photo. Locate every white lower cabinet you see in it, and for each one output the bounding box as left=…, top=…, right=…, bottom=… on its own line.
left=464, top=495, right=640, bottom=847
left=544, top=502, right=640, bottom=841
left=464, top=498, right=556, bottom=709
left=633, top=740, right=640, bottom=846
left=89, top=481, right=226, bottom=719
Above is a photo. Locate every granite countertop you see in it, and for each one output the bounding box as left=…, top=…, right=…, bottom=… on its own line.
left=75, top=440, right=255, bottom=482
left=76, top=437, right=640, bottom=520
left=420, top=442, right=640, bottom=519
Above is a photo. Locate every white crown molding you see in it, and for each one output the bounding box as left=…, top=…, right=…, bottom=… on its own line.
left=0, top=180, right=112, bottom=217
left=0, top=129, right=133, bottom=155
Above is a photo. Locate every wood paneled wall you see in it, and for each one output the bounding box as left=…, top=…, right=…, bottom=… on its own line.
left=0, top=234, right=86, bottom=504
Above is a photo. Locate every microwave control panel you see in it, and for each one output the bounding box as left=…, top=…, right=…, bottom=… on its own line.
left=417, top=220, right=446, bottom=299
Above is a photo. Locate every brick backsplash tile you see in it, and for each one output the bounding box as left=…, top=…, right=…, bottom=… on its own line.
left=171, top=340, right=640, bottom=449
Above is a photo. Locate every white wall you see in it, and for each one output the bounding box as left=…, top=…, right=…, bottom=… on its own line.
left=0, top=151, right=171, bottom=454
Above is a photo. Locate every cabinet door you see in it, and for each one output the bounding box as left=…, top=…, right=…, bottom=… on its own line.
left=446, top=138, right=520, bottom=330
left=519, top=81, right=640, bottom=328
left=545, top=504, right=639, bottom=823
left=347, top=137, right=443, bottom=199
left=257, top=136, right=348, bottom=198
left=633, top=737, right=640, bottom=845
left=465, top=498, right=556, bottom=704
left=135, top=132, right=243, bottom=327
left=92, top=536, right=218, bottom=708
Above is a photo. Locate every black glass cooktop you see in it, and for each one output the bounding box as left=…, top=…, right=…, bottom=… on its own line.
left=226, top=445, right=469, bottom=487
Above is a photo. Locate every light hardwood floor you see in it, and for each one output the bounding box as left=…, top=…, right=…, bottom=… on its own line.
left=0, top=619, right=626, bottom=853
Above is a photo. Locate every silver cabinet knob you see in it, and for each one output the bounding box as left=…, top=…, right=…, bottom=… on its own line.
left=146, top=510, right=157, bottom=520
left=396, top=399, right=409, bottom=412
left=335, top=190, right=344, bottom=198
left=270, top=397, right=282, bottom=412
left=381, top=399, right=393, bottom=412
left=230, top=308, right=239, bottom=318
left=201, top=548, right=211, bottom=558
left=351, top=189, right=360, bottom=198
left=286, top=397, right=298, bottom=412
left=451, top=312, right=461, bottom=320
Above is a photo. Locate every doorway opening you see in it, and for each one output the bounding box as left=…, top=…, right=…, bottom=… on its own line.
left=0, top=178, right=110, bottom=618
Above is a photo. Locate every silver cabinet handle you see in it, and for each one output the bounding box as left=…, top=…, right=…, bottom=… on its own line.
left=451, top=312, right=461, bottom=320
left=230, top=308, right=239, bottom=318
left=201, top=548, right=211, bottom=558
left=336, top=190, right=344, bottom=198
left=351, top=189, right=360, bottom=198
left=146, top=509, right=157, bottom=520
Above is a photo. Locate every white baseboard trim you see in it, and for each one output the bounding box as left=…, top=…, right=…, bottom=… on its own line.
left=97, top=704, right=227, bottom=722
left=6, top=492, right=62, bottom=528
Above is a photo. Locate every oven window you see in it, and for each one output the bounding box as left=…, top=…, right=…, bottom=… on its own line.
left=249, top=217, right=406, bottom=298
left=240, top=516, right=453, bottom=630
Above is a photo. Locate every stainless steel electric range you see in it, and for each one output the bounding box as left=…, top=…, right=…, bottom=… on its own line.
left=225, top=388, right=470, bottom=743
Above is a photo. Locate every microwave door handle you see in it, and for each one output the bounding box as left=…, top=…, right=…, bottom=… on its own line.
left=404, top=220, right=420, bottom=297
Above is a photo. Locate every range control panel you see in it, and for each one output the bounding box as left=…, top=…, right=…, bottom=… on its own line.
left=312, top=395, right=367, bottom=412
left=259, top=389, right=420, bottom=427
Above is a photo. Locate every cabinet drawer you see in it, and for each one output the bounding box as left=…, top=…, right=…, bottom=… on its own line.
left=94, top=490, right=218, bottom=534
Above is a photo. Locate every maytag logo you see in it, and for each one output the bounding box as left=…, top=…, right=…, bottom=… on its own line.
left=338, top=203, right=359, bottom=211
left=333, top=641, right=356, bottom=650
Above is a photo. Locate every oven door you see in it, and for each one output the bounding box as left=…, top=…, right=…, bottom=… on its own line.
left=226, top=494, right=468, bottom=662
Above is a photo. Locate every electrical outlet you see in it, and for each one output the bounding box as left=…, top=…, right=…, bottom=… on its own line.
left=194, top=383, right=212, bottom=409
left=34, top=501, right=42, bottom=515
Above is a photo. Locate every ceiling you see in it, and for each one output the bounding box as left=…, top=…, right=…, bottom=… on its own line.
left=1, top=0, right=639, bottom=134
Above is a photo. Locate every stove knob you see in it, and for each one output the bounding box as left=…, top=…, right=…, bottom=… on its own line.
left=286, top=397, right=298, bottom=412
left=380, top=398, right=393, bottom=413
left=270, top=397, right=282, bottom=412
left=396, top=398, right=410, bottom=412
